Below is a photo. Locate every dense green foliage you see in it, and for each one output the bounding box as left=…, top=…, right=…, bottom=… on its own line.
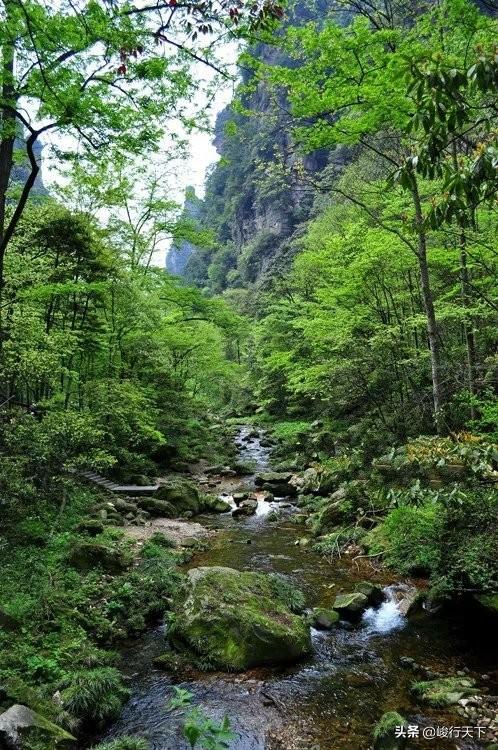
left=242, top=0, right=498, bottom=438
left=1, top=0, right=498, bottom=746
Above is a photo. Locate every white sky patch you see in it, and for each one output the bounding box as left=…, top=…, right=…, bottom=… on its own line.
left=37, top=41, right=238, bottom=266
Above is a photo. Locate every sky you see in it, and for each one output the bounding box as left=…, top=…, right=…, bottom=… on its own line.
left=38, top=45, right=237, bottom=267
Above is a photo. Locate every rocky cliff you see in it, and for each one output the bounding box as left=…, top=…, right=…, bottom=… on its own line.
left=166, top=187, right=203, bottom=275
left=181, top=0, right=490, bottom=294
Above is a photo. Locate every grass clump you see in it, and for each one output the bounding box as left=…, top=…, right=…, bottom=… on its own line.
left=59, top=667, right=129, bottom=725
left=92, top=738, right=149, bottom=750
left=373, top=710, right=407, bottom=739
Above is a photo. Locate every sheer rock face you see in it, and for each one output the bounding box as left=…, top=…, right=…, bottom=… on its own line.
left=166, top=187, right=202, bottom=275
left=168, top=566, right=311, bottom=671
left=179, top=0, right=493, bottom=292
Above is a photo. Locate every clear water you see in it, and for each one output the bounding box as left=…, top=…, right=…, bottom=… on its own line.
left=98, top=428, right=498, bottom=750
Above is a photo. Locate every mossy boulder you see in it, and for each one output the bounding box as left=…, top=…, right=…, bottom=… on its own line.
left=0, top=704, right=75, bottom=748
left=411, top=677, right=479, bottom=707
left=203, top=496, right=232, bottom=514
left=169, top=566, right=311, bottom=671
left=232, top=499, right=258, bottom=517
left=232, top=492, right=249, bottom=505
left=74, top=519, right=105, bottom=536
left=333, top=592, right=368, bottom=620
left=156, top=479, right=202, bottom=515
left=354, top=581, right=385, bottom=606
left=314, top=500, right=347, bottom=532
left=373, top=711, right=407, bottom=750
left=137, top=497, right=176, bottom=517
left=311, top=608, right=339, bottom=630
left=152, top=651, right=187, bottom=672
left=254, top=472, right=297, bottom=497
left=68, top=541, right=131, bottom=573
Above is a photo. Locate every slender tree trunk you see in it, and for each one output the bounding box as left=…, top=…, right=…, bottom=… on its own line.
left=451, top=145, right=478, bottom=419
left=410, top=176, right=445, bottom=434
left=0, top=10, right=17, bottom=307
left=458, top=227, right=478, bottom=420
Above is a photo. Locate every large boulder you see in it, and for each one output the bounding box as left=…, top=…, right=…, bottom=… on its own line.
left=0, top=704, right=75, bottom=748
left=156, top=479, right=202, bottom=515
left=333, top=592, right=368, bottom=620
left=137, top=497, right=176, bottom=518
left=373, top=711, right=407, bottom=750
left=315, top=500, right=347, bottom=532
left=68, top=541, right=131, bottom=574
left=393, top=587, right=423, bottom=617
left=169, top=567, right=311, bottom=671
left=203, top=496, right=232, bottom=514
left=411, top=677, right=479, bottom=707
left=232, top=499, right=258, bottom=517
left=254, top=472, right=297, bottom=497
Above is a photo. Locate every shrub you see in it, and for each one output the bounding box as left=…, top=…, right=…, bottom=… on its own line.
left=313, top=526, right=366, bottom=556
left=368, top=505, right=444, bottom=576
left=59, top=667, right=129, bottom=724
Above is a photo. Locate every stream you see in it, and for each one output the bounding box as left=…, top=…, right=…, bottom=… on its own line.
left=100, top=427, right=497, bottom=750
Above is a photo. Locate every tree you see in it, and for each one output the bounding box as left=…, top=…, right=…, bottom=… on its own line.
left=252, top=0, right=497, bottom=432
left=0, top=0, right=283, bottom=299
left=57, top=150, right=215, bottom=270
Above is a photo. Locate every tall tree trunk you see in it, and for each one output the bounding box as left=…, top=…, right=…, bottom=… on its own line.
left=451, top=145, right=478, bottom=419
left=458, top=227, right=478, bottom=420
left=0, top=9, right=17, bottom=305
left=411, top=175, right=446, bottom=434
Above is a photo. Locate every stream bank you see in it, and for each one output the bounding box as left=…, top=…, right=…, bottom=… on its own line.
left=99, top=427, right=498, bottom=750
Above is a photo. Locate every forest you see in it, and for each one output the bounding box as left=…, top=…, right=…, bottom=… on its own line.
left=0, top=0, right=497, bottom=749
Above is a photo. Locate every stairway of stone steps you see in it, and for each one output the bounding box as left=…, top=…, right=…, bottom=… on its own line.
left=79, top=470, right=160, bottom=495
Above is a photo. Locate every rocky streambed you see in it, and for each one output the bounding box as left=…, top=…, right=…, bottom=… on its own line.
left=99, top=427, right=498, bottom=750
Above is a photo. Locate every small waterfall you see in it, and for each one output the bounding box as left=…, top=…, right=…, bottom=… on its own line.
left=362, top=585, right=406, bottom=634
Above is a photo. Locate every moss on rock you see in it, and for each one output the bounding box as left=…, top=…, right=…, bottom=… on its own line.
left=311, top=608, right=339, bottom=629
left=410, top=677, right=479, bottom=707
left=156, top=479, right=202, bottom=515
left=373, top=711, right=407, bottom=750
left=333, top=592, right=368, bottom=619
left=68, top=540, right=132, bottom=574
left=0, top=704, right=75, bottom=748
left=354, top=581, right=385, bottom=606
left=169, top=566, right=311, bottom=671
left=203, top=496, right=232, bottom=513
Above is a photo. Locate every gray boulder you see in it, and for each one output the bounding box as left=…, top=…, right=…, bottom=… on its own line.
left=311, top=608, right=339, bottom=629
left=254, top=472, right=297, bottom=497
left=232, top=499, right=258, bottom=517
left=0, top=704, right=75, bottom=748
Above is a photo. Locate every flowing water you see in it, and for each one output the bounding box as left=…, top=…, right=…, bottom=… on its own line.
left=100, top=427, right=497, bottom=750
